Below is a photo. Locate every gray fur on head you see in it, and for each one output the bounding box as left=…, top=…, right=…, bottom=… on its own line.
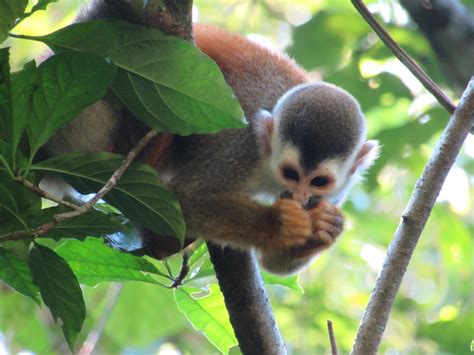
left=275, top=83, right=366, bottom=171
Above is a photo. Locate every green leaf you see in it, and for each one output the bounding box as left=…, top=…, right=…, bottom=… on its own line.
left=101, top=282, right=186, bottom=348
left=0, top=0, right=28, bottom=43
left=32, top=152, right=186, bottom=243
left=326, top=63, right=412, bottom=112
left=366, top=108, right=447, bottom=186
left=26, top=51, right=116, bottom=159
left=188, top=241, right=208, bottom=267
left=0, top=171, right=41, bottom=227
left=55, top=238, right=169, bottom=287
left=261, top=271, right=304, bottom=294
left=0, top=206, right=123, bottom=241
left=175, top=285, right=237, bottom=354
left=10, top=60, right=37, bottom=161
left=0, top=247, right=39, bottom=303
left=29, top=242, right=85, bottom=352
left=21, top=0, right=58, bottom=21
left=44, top=208, right=126, bottom=240
left=23, top=19, right=246, bottom=134
left=288, top=10, right=367, bottom=72
left=0, top=48, right=11, bottom=139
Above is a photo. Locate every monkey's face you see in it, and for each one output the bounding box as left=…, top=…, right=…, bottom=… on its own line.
left=271, top=143, right=348, bottom=207
left=270, top=140, right=380, bottom=208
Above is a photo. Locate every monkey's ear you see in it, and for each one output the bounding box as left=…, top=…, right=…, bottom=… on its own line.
left=254, top=109, right=275, bottom=156
left=350, top=140, right=380, bottom=174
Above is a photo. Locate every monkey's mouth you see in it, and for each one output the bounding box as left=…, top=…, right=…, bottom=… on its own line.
left=279, top=190, right=321, bottom=209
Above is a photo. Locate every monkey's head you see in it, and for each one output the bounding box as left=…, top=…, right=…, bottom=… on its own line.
left=255, top=82, right=380, bottom=207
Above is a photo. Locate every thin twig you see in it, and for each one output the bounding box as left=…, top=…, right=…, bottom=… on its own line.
left=15, top=176, right=80, bottom=211
left=54, top=129, right=158, bottom=223
left=171, top=252, right=190, bottom=288
left=0, top=130, right=158, bottom=243
left=327, top=320, right=338, bottom=355
left=351, top=0, right=457, bottom=115
left=351, top=79, right=474, bottom=354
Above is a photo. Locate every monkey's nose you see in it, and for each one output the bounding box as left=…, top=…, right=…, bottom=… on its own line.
left=292, top=190, right=311, bottom=207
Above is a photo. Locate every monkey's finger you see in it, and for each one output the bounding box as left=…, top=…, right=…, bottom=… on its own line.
left=312, top=220, right=341, bottom=239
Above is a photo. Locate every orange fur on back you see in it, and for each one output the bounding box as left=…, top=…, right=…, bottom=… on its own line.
left=194, top=24, right=309, bottom=119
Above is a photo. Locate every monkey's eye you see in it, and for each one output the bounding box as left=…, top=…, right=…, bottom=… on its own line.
left=311, top=176, right=329, bottom=187
left=282, top=168, right=300, bottom=182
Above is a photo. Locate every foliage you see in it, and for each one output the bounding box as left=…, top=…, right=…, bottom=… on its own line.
left=0, top=1, right=472, bottom=354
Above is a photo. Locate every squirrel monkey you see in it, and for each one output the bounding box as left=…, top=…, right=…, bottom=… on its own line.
left=44, top=7, right=380, bottom=275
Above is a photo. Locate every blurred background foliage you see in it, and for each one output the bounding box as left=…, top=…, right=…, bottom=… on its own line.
left=1, top=0, right=473, bottom=354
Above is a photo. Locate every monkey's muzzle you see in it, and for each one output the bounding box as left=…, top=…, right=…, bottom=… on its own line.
left=280, top=190, right=321, bottom=209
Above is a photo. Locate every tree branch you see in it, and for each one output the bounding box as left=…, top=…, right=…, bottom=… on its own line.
left=351, top=77, right=474, bottom=355
left=208, top=245, right=287, bottom=355
left=351, top=0, right=457, bottom=115
left=327, top=320, right=338, bottom=355
left=399, top=0, right=474, bottom=93
left=0, top=130, right=158, bottom=243
left=55, top=129, right=158, bottom=222
left=14, top=176, right=80, bottom=211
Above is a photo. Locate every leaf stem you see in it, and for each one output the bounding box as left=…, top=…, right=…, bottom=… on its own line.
left=0, top=155, right=15, bottom=179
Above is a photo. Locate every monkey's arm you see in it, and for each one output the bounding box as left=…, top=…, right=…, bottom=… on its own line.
left=174, top=192, right=310, bottom=252
left=173, top=185, right=343, bottom=274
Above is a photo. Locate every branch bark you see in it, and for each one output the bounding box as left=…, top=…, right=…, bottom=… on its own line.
left=95, top=1, right=286, bottom=353
left=208, top=245, right=286, bottom=355
left=351, top=0, right=456, bottom=115
left=351, top=77, right=474, bottom=355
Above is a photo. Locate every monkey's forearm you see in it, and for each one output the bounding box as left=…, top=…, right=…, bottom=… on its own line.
left=176, top=193, right=278, bottom=250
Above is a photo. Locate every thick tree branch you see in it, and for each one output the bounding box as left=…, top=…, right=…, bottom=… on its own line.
left=208, top=245, right=286, bottom=355
left=80, top=0, right=193, bottom=41
left=351, top=78, right=474, bottom=355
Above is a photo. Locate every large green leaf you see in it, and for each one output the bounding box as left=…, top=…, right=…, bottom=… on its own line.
left=326, top=62, right=412, bottom=112
left=55, top=238, right=169, bottom=286
left=20, top=0, right=58, bottom=21
left=26, top=51, right=116, bottom=159
left=0, top=0, right=27, bottom=43
left=0, top=171, right=41, bottom=228
left=101, top=282, right=187, bottom=348
left=47, top=210, right=126, bottom=240
left=10, top=60, right=37, bottom=161
left=32, top=152, right=186, bottom=243
left=261, top=271, right=304, bottom=294
left=288, top=10, right=367, bottom=72
left=366, top=108, right=447, bottom=186
left=0, top=48, right=11, bottom=139
left=29, top=243, right=85, bottom=352
left=20, top=19, right=246, bottom=135
left=0, top=247, right=39, bottom=303
left=175, top=285, right=237, bottom=354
